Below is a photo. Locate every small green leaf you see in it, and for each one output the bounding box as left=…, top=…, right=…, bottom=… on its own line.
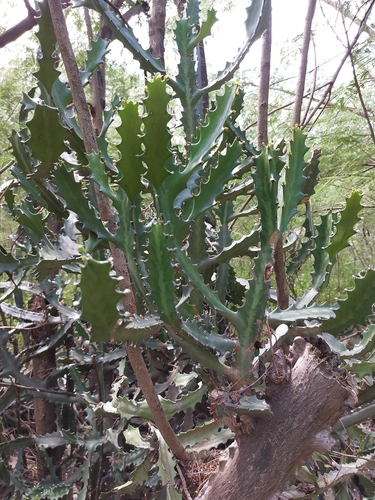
left=80, top=37, right=109, bottom=87
left=174, top=13, right=199, bottom=136
left=16, top=198, right=47, bottom=243
left=146, top=222, right=180, bottom=328
left=278, top=128, right=308, bottom=235
left=182, top=319, right=236, bottom=354
left=322, top=326, right=375, bottom=359
left=186, top=9, right=218, bottom=53
left=0, top=436, right=36, bottom=454
left=80, top=259, right=123, bottom=341
left=322, top=269, right=375, bottom=335
left=269, top=303, right=337, bottom=327
left=175, top=247, right=238, bottom=327
left=187, top=140, right=241, bottom=220
left=199, top=231, right=259, bottom=272
left=234, top=255, right=270, bottom=372
left=54, top=166, right=116, bottom=243
left=224, top=394, right=271, bottom=417
left=114, top=315, right=163, bottom=343
left=160, top=86, right=237, bottom=231
left=34, top=1, right=60, bottom=97
left=311, top=212, right=332, bottom=290
left=143, top=77, right=173, bottom=190
left=123, top=425, right=153, bottom=449
left=178, top=420, right=227, bottom=448
left=27, top=103, right=67, bottom=163
left=116, top=452, right=155, bottom=495
left=155, top=429, right=182, bottom=500
left=326, top=190, right=362, bottom=262
left=346, top=354, right=375, bottom=378
left=187, top=86, right=236, bottom=175
left=114, top=384, right=207, bottom=420
left=0, top=251, right=38, bottom=275
left=116, top=101, right=145, bottom=201
left=253, top=146, right=277, bottom=244
left=87, top=152, right=118, bottom=201
left=193, top=0, right=271, bottom=100
left=301, top=148, right=320, bottom=197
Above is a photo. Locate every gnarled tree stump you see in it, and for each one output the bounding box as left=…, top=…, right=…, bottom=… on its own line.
left=198, top=338, right=357, bottom=500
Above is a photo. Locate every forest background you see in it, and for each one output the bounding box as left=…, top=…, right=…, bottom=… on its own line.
left=1, top=0, right=374, bottom=300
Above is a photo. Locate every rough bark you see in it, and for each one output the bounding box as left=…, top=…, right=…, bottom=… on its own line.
left=291, top=0, right=317, bottom=127
left=256, top=13, right=289, bottom=311
left=149, top=0, right=167, bottom=67
left=0, top=2, right=37, bottom=49
left=47, top=0, right=189, bottom=462
left=29, top=295, right=57, bottom=480
left=198, top=338, right=357, bottom=500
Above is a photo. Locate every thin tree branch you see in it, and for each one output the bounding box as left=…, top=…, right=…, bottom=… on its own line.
left=291, top=0, right=317, bottom=127
left=47, top=0, right=189, bottom=462
left=304, top=0, right=375, bottom=127
left=176, top=462, right=193, bottom=500
left=344, top=12, right=375, bottom=147
left=0, top=159, right=14, bottom=176
left=0, top=8, right=38, bottom=49
left=320, top=0, right=375, bottom=39
left=301, top=33, right=318, bottom=128
left=84, top=8, right=105, bottom=133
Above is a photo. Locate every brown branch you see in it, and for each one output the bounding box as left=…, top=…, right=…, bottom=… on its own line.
left=98, top=0, right=150, bottom=41
left=320, top=0, right=375, bottom=39
left=345, top=9, right=375, bottom=147
left=0, top=8, right=38, bottom=49
left=304, top=0, right=375, bottom=127
left=84, top=8, right=105, bottom=133
left=148, top=0, right=167, bottom=67
left=47, top=0, right=189, bottom=462
left=291, top=0, right=317, bottom=127
left=301, top=32, right=318, bottom=128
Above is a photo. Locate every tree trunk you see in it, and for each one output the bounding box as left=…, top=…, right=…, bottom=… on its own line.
left=149, top=0, right=167, bottom=67
left=29, top=295, right=57, bottom=480
left=197, top=338, right=357, bottom=500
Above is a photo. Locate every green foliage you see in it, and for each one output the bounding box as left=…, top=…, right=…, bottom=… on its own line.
left=116, top=102, right=144, bottom=201
left=80, top=258, right=123, bottom=341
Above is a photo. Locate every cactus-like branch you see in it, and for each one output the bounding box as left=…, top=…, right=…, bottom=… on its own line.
left=47, top=0, right=189, bottom=462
